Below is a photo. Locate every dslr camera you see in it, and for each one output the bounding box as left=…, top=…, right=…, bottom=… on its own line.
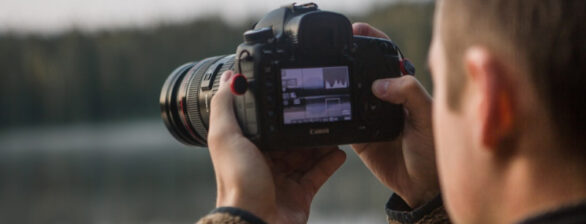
left=160, top=3, right=414, bottom=149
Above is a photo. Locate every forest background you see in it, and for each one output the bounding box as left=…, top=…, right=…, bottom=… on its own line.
left=0, top=1, right=434, bottom=223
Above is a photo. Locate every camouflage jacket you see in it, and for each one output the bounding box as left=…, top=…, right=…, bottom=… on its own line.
left=195, top=194, right=450, bottom=224
left=196, top=194, right=586, bottom=224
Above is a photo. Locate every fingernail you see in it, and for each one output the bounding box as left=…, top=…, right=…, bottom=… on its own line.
left=372, top=79, right=389, bottom=96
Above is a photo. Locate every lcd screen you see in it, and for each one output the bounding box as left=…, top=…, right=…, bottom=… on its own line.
left=281, top=66, right=352, bottom=124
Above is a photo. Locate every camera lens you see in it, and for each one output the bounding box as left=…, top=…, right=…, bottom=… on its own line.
left=160, top=54, right=236, bottom=146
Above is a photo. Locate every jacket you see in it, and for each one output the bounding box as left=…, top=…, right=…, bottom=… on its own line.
left=195, top=194, right=586, bottom=224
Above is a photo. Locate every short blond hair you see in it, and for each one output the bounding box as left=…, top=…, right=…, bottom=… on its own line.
left=440, top=0, right=586, bottom=148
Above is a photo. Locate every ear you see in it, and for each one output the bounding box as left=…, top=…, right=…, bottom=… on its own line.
left=464, top=47, right=517, bottom=152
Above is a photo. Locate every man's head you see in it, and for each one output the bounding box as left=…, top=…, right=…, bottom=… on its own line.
left=429, top=0, right=586, bottom=222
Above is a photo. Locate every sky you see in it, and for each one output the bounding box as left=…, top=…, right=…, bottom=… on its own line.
left=0, top=0, right=429, bottom=34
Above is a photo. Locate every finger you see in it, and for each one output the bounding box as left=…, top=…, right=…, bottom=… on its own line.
left=309, top=146, right=339, bottom=163
left=352, top=22, right=390, bottom=40
left=300, top=149, right=346, bottom=194
left=281, top=148, right=311, bottom=167
left=294, top=147, right=339, bottom=173
left=268, top=148, right=316, bottom=174
left=208, top=70, right=241, bottom=148
left=352, top=140, right=402, bottom=154
left=350, top=143, right=368, bottom=154
left=208, top=71, right=268, bottom=187
left=302, top=146, right=339, bottom=172
left=371, top=75, right=432, bottom=124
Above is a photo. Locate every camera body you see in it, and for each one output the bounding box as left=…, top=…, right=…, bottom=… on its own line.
left=161, top=3, right=413, bottom=149
left=232, top=3, right=411, bottom=148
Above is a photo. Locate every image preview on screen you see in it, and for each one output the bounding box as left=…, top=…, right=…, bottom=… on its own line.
left=281, top=66, right=352, bottom=124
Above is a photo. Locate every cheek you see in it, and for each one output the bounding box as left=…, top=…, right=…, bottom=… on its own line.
left=433, top=97, right=467, bottom=221
left=430, top=60, right=474, bottom=220
left=432, top=74, right=457, bottom=197
left=430, top=42, right=450, bottom=169
left=429, top=30, right=471, bottom=212
left=432, top=84, right=478, bottom=222
left=432, top=84, right=452, bottom=179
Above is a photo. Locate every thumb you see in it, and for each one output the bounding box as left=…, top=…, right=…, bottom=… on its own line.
left=372, top=76, right=432, bottom=124
left=352, top=22, right=390, bottom=40
left=208, top=70, right=242, bottom=147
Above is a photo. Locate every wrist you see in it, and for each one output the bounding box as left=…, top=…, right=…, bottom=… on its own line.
left=401, top=186, right=440, bottom=208
left=210, top=207, right=269, bottom=224
left=386, top=193, right=446, bottom=223
left=216, top=190, right=277, bottom=223
left=407, top=190, right=441, bottom=209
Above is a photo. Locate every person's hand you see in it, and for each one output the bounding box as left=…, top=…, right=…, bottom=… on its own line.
left=351, top=23, right=439, bottom=208
left=208, top=70, right=347, bottom=224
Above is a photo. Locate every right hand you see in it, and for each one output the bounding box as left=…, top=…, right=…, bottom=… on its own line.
left=351, top=23, right=439, bottom=208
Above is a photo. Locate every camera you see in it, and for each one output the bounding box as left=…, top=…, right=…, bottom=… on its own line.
left=160, top=3, right=415, bottom=149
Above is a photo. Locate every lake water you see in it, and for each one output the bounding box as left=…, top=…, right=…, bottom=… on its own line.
left=0, top=119, right=391, bottom=223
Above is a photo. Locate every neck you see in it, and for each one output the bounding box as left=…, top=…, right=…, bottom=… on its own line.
left=496, top=143, right=586, bottom=223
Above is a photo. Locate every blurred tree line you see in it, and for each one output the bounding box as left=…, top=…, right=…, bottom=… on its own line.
left=0, top=2, right=435, bottom=223
left=0, top=2, right=433, bottom=128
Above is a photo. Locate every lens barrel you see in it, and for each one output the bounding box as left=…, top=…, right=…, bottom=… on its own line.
left=160, top=54, right=235, bottom=146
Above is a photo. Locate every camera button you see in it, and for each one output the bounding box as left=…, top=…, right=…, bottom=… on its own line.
left=400, top=59, right=416, bottom=75
left=230, top=73, right=248, bottom=95
left=367, top=100, right=382, bottom=113
left=267, top=95, right=275, bottom=104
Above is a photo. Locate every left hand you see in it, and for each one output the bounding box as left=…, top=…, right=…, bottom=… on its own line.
left=208, top=70, right=347, bottom=224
